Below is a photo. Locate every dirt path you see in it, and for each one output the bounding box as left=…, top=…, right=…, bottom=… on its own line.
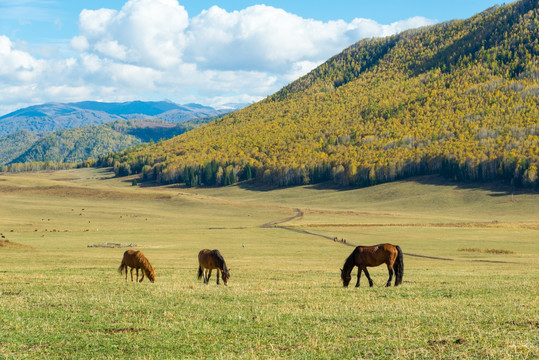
left=261, top=208, right=517, bottom=263
left=260, top=208, right=304, bottom=228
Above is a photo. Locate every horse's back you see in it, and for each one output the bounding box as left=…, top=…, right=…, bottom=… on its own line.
left=123, top=249, right=138, bottom=257
left=379, top=243, right=399, bottom=253
left=198, top=248, right=210, bottom=263
left=198, top=249, right=220, bottom=269
left=123, top=250, right=143, bottom=268
left=358, top=243, right=398, bottom=253
left=356, top=243, right=399, bottom=266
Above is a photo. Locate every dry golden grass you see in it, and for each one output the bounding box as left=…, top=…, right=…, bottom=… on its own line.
left=0, top=168, right=537, bottom=359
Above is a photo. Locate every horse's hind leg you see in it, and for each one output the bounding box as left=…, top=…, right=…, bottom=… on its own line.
left=130, top=268, right=134, bottom=281
left=207, top=269, right=212, bottom=283
left=363, top=269, right=374, bottom=287
left=385, top=265, right=393, bottom=287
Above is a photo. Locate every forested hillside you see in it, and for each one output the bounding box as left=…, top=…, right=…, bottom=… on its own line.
left=0, top=131, right=40, bottom=165
left=0, top=118, right=214, bottom=171
left=101, top=0, right=539, bottom=188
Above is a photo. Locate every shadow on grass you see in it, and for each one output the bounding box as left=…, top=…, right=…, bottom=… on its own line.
left=236, top=174, right=537, bottom=196
left=112, top=168, right=537, bottom=197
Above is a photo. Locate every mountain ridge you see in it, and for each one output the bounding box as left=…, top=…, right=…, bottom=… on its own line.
left=0, top=117, right=218, bottom=168
left=0, top=100, right=236, bottom=137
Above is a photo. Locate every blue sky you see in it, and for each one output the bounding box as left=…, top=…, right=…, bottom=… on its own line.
left=0, top=0, right=514, bottom=115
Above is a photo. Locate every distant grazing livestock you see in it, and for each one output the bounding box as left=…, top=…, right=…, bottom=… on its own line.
left=118, top=250, right=155, bottom=283
left=198, top=249, right=230, bottom=285
left=341, top=244, right=403, bottom=288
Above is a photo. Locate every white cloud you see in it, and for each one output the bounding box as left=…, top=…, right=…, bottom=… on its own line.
left=185, top=5, right=348, bottom=73
left=0, top=0, right=437, bottom=116
left=70, top=35, right=89, bottom=52
left=94, top=40, right=128, bottom=61
left=0, top=35, right=45, bottom=83
left=78, top=8, right=118, bottom=38
left=346, top=16, right=435, bottom=39
left=80, top=53, right=102, bottom=73
left=77, top=0, right=189, bottom=69
left=185, top=5, right=435, bottom=76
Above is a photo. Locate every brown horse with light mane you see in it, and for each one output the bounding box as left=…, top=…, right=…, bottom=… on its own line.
left=118, top=250, right=155, bottom=283
left=341, top=244, right=403, bottom=288
left=197, top=249, right=230, bottom=286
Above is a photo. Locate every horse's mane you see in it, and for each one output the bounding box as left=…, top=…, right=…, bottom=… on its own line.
left=213, top=249, right=228, bottom=272
left=342, top=247, right=359, bottom=273
left=137, top=251, right=154, bottom=273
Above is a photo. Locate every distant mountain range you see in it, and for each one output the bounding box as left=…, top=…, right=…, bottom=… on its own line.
left=0, top=100, right=239, bottom=137
left=0, top=117, right=217, bottom=167
left=0, top=100, right=243, bottom=167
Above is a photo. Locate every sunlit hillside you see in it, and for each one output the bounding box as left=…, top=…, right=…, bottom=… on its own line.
left=102, top=0, right=539, bottom=188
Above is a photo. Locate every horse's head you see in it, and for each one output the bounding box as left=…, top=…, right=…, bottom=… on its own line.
left=221, top=268, right=230, bottom=286
left=341, top=268, right=351, bottom=287
left=147, top=268, right=156, bottom=283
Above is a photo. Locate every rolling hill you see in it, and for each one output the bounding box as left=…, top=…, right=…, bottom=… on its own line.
left=0, top=118, right=216, bottom=168
left=103, top=0, right=537, bottom=189
left=0, top=130, right=40, bottom=166
left=0, top=100, right=234, bottom=137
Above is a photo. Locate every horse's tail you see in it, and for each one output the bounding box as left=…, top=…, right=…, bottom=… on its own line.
left=394, top=245, right=404, bottom=286
left=118, top=262, right=127, bottom=274
left=197, top=265, right=203, bottom=280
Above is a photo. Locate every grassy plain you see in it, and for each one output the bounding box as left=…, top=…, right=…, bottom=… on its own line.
left=0, top=168, right=537, bottom=359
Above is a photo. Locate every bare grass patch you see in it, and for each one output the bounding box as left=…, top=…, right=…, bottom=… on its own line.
left=0, top=239, right=33, bottom=249
left=458, top=248, right=515, bottom=254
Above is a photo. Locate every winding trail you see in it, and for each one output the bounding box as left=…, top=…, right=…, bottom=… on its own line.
left=260, top=208, right=305, bottom=228
left=260, top=208, right=518, bottom=264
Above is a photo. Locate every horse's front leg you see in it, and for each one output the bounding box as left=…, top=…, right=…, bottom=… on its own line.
left=386, top=266, right=393, bottom=287
left=139, top=269, right=145, bottom=283
left=216, top=271, right=220, bottom=285
left=136, top=268, right=140, bottom=282
left=364, top=269, right=374, bottom=287
left=207, top=269, right=212, bottom=283
left=203, top=269, right=208, bottom=284
left=355, top=267, right=362, bottom=287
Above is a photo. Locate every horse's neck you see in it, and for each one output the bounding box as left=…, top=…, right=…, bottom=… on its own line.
left=343, top=254, right=356, bottom=274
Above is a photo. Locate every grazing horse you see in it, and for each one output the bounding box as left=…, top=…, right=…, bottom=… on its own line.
left=341, top=244, right=403, bottom=288
left=197, top=249, right=230, bottom=286
left=118, top=250, right=155, bottom=283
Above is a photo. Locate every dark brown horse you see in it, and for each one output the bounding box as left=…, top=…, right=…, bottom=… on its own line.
left=118, top=250, right=155, bottom=283
left=341, top=244, right=403, bottom=288
left=197, top=249, right=230, bottom=286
